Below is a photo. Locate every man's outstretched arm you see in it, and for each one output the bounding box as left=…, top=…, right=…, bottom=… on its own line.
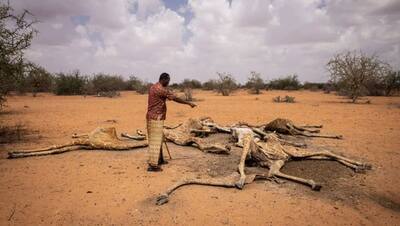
left=172, top=96, right=197, bottom=108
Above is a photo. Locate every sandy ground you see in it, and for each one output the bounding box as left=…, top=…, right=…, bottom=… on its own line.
left=0, top=90, right=399, bottom=225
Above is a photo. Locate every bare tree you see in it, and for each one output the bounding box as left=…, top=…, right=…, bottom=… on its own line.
left=0, top=2, right=37, bottom=109
left=216, top=72, right=237, bottom=96
left=246, top=71, right=264, bottom=94
left=181, top=79, right=199, bottom=101
left=183, top=87, right=193, bottom=101
left=327, top=51, right=391, bottom=103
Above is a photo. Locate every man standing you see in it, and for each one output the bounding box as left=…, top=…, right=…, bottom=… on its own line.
left=146, top=73, right=196, bottom=172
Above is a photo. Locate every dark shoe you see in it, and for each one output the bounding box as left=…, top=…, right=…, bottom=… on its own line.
left=147, top=166, right=163, bottom=172
left=159, top=160, right=169, bottom=165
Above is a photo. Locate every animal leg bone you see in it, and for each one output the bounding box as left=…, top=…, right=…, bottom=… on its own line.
left=269, top=160, right=322, bottom=191
left=8, top=141, right=148, bottom=158
left=72, top=133, right=89, bottom=139
left=156, top=173, right=267, bottom=205
left=252, top=128, right=307, bottom=148
left=8, top=145, right=87, bottom=159
left=293, top=125, right=320, bottom=133
left=120, top=133, right=146, bottom=140
left=235, top=133, right=254, bottom=189
left=9, top=141, right=84, bottom=154
left=303, top=151, right=372, bottom=173
left=94, top=142, right=148, bottom=150
left=299, top=124, right=323, bottom=129
left=251, top=128, right=268, bottom=137
left=191, top=138, right=230, bottom=154
left=201, top=122, right=232, bottom=133
left=164, top=123, right=183, bottom=130
left=300, top=132, right=343, bottom=139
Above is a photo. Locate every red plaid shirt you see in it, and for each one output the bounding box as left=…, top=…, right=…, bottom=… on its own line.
left=146, top=82, right=176, bottom=120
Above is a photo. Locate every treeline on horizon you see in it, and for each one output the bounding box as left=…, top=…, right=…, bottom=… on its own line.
left=5, top=67, right=400, bottom=97
left=0, top=67, right=338, bottom=96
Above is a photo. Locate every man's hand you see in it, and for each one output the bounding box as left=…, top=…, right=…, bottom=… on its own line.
left=173, top=96, right=197, bottom=108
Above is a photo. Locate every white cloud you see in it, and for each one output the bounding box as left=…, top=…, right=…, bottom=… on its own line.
left=11, top=0, right=400, bottom=83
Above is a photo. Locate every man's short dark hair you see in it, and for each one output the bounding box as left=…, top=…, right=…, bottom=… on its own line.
left=159, top=73, right=170, bottom=81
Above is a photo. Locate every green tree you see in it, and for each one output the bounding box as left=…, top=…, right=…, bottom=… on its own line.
left=267, top=75, right=301, bottom=90
left=181, top=79, right=202, bottom=89
left=125, top=76, right=148, bottom=94
left=202, top=79, right=218, bottom=90
left=0, top=2, right=37, bottom=109
left=54, top=70, right=86, bottom=95
left=91, top=73, right=125, bottom=93
left=25, top=63, right=53, bottom=96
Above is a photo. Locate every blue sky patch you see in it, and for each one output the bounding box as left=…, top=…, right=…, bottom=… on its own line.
left=70, top=15, right=90, bottom=26
left=163, top=0, right=188, bottom=11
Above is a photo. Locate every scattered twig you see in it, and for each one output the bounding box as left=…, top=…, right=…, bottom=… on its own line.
left=8, top=203, right=16, bottom=221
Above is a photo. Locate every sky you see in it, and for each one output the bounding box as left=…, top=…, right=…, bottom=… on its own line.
left=10, top=0, right=400, bottom=83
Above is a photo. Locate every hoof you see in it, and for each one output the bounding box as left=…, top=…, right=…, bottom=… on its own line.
left=354, top=164, right=371, bottom=173
left=7, top=152, right=18, bottom=159
left=311, top=183, right=322, bottom=191
left=156, top=194, right=169, bottom=205
left=235, top=178, right=245, bottom=189
left=235, top=182, right=244, bottom=190
left=354, top=166, right=368, bottom=174
left=136, top=129, right=145, bottom=136
left=363, top=163, right=372, bottom=170
left=354, top=167, right=366, bottom=174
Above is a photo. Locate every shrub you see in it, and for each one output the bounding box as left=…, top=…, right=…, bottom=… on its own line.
left=183, top=88, right=193, bottom=101
left=1, top=63, right=53, bottom=96
left=13, top=70, right=30, bottom=94
left=125, top=76, right=149, bottom=94
left=124, top=76, right=140, bottom=90
left=91, top=73, right=125, bottom=93
left=323, top=83, right=334, bottom=94
left=174, top=79, right=201, bottom=100
left=181, top=79, right=202, bottom=89
left=246, top=71, right=265, bottom=94
left=382, top=70, right=400, bottom=96
left=169, top=83, right=180, bottom=89
left=303, top=82, right=325, bottom=91
left=327, top=50, right=391, bottom=102
left=95, top=91, right=121, bottom=98
left=364, top=76, right=385, bottom=96
left=272, top=95, right=296, bottom=103
left=25, top=63, right=53, bottom=96
left=53, top=71, right=87, bottom=95
left=267, top=75, right=301, bottom=90
left=202, top=79, right=218, bottom=90
left=216, top=72, right=238, bottom=96
left=135, top=82, right=151, bottom=95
